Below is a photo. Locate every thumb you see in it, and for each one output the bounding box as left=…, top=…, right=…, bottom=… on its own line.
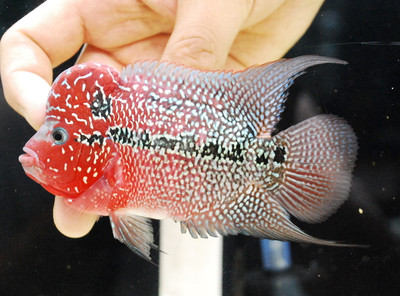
left=53, top=196, right=99, bottom=238
left=161, top=0, right=251, bottom=70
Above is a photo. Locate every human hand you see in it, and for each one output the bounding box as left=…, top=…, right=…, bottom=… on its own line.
left=0, top=0, right=324, bottom=238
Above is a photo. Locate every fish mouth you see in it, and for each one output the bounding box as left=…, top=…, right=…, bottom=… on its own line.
left=19, top=147, right=44, bottom=168
left=19, top=147, right=46, bottom=182
left=19, top=146, right=76, bottom=197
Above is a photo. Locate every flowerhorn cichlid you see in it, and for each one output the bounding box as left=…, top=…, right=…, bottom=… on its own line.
left=19, top=56, right=358, bottom=261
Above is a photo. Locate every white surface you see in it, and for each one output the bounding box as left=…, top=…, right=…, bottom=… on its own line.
left=159, top=219, right=223, bottom=296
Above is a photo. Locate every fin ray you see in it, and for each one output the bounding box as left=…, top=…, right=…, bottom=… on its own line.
left=179, top=190, right=345, bottom=246
left=120, top=56, right=347, bottom=141
left=66, top=174, right=113, bottom=214
left=273, top=114, right=358, bottom=223
left=233, top=55, right=347, bottom=137
left=109, top=211, right=157, bottom=262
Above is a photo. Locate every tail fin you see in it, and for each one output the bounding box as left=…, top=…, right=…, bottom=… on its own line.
left=180, top=114, right=358, bottom=246
left=272, top=114, right=358, bottom=223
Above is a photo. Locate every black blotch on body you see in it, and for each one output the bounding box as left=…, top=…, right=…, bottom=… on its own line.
left=91, top=90, right=112, bottom=119
left=273, top=146, right=286, bottom=164
left=108, top=127, right=120, bottom=142
left=225, top=143, right=245, bottom=162
left=108, top=127, right=139, bottom=147
left=255, top=152, right=269, bottom=165
left=77, top=133, right=105, bottom=147
left=200, top=141, right=219, bottom=158
left=178, top=135, right=197, bottom=155
left=107, top=125, right=246, bottom=162
left=139, top=131, right=151, bottom=148
left=153, top=137, right=178, bottom=151
left=200, top=141, right=245, bottom=162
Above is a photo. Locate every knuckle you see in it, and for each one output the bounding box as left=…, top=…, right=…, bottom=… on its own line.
left=168, top=28, right=221, bottom=69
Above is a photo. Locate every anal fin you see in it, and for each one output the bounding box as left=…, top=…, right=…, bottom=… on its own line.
left=179, top=190, right=356, bottom=247
left=109, top=211, right=158, bottom=262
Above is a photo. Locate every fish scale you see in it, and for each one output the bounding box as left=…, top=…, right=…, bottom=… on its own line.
left=19, top=55, right=358, bottom=261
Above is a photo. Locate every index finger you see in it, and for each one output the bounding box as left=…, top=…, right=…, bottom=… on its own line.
left=0, top=0, right=84, bottom=129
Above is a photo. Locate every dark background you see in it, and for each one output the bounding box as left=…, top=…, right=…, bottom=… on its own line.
left=1, top=1, right=399, bottom=295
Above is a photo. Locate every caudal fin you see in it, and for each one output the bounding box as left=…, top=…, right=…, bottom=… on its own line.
left=180, top=114, right=358, bottom=246
left=272, top=114, right=358, bottom=223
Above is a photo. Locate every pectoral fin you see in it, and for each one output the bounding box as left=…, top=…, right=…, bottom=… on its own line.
left=109, top=211, right=157, bottom=262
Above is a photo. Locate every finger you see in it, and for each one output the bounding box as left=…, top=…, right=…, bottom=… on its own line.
left=53, top=196, right=99, bottom=238
left=161, top=0, right=253, bottom=70
left=0, top=0, right=84, bottom=129
left=76, top=34, right=171, bottom=70
left=230, top=0, right=325, bottom=67
left=76, top=0, right=174, bottom=50
left=0, top=70, right=51, bottom=130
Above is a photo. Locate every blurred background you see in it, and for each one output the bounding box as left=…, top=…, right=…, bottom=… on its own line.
left=1, top=1, right=399, bottom=295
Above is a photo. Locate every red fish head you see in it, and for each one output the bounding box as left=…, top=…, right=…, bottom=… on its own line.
left=20, top=63, right=121, bottom=199
left=20, top=120, right=83, bottom=197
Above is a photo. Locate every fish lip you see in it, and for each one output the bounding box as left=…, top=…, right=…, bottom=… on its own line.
left=22, top=147, right=38, bottom=158
left=19, top=147, right=45, bottom=169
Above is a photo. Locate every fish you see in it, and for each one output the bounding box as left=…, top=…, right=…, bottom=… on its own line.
left=19, top=55, right=358, bottom=261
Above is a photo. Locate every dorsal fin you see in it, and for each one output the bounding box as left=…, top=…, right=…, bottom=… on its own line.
left=231, top=56, right=347, bottom=137
left=121, top=60, right=160, bottom=82
left=120, top=56, right=347, bottom=138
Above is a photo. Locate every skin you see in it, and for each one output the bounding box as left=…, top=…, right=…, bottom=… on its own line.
left=0, top=0, right=324, bottom=238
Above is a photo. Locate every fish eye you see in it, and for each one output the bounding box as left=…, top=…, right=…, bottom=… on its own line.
left=51, top=127, right=69, bottom=145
